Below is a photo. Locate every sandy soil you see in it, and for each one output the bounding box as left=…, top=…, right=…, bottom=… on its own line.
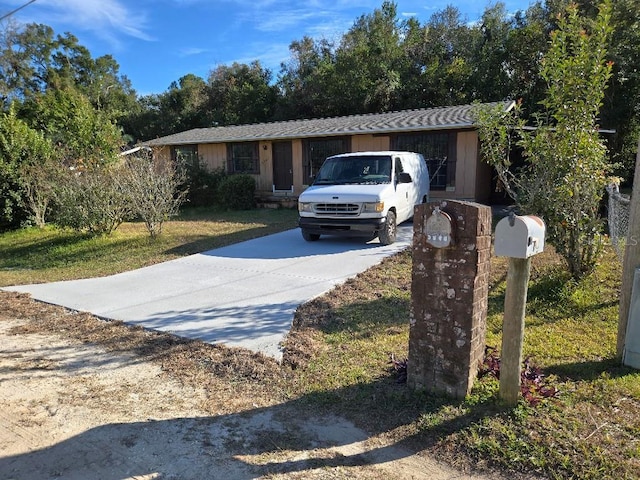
left=0, top=296, right=502, bottom=480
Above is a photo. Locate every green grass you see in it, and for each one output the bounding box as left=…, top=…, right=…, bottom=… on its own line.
left=288, top=247, right=640, bottom=480
left=458, top=249, right=637, bottom=479
left=2, top=210, right=639, bottom=479
left=0, top=206, right=298, bottom=286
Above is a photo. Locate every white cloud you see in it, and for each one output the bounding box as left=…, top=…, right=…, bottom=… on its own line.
left=12, top=0, right=155, bottom=45
left=178, top=47, right=209, bottom=57
left=255, top=9, right=321, bottom=32
left=222, top=40, right=291, bottom=73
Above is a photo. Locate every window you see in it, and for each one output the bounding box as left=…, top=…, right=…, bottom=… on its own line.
left=171, top=145, right=198, bottom=165
left=302, top=137, right=350, bottom=183
left=392, top=132, right=457, bottom=190
left=227, top=142, right=259, bottom=174
left=394, top=157, right=404, bottom=181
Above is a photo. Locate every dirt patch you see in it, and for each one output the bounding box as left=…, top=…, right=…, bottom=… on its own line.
left=0, top=291, right=503, bottom=479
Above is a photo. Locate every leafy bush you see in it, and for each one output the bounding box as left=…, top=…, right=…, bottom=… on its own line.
left=20, top=158, right=60, bottom=228
left=53, top=166, right=132, bottom=235
left=475, top=2, right=614, bottom=279
left=121, top=154, right=188, bottom=238
left=0, top=104, right=55, bottom=231
left=177, top=154, right=226, bottom=207
left=48, top=148, right=188, bottom=238
left=218, top=174, right=256, bottom=210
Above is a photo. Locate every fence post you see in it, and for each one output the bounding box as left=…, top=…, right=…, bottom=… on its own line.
left=618, top=137, right=640, bottom=357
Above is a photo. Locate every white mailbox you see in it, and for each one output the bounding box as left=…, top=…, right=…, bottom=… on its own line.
left=494, top=214, right=545, bottom=258
left=425, top=207, right=454, bottom=248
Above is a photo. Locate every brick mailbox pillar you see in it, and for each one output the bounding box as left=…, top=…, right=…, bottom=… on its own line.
left=407, top=200, right=492, bottom=399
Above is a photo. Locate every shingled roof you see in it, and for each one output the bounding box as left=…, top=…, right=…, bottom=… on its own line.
left=145, top=101, right=515, bottom=146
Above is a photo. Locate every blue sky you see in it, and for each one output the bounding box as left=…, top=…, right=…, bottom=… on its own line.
left=3, top=0, right=535, bottom=96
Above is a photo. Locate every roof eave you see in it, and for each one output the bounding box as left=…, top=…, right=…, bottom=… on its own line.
left=145, top=122, right=477, bottom=146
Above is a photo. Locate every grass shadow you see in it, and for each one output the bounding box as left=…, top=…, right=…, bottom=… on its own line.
left=0, top=207, right=299, bottom=285
left=0, top=233, right=145, bottom=271
left=0, top=230, right=93, bottom=268
left=314, top=297, right=410, bottom=338
left=546, top=357, right=635, bottom=382
left=175, top=205, right=298, bottom=224
left=162, top=225, right=286, bottom=256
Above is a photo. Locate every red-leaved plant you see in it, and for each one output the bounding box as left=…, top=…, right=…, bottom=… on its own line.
left=479, top=346, right=560, bottom=406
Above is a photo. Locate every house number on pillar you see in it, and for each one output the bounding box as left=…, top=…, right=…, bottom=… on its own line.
left=425, top=207, right=453, bottom=248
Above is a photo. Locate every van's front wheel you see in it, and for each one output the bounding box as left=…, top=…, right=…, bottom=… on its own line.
left=301, top=229, right=320, bottom=242
left=378, top=211, right=397, bottom=245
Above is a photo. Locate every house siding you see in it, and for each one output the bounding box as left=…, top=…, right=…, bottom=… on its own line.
left=430, top=130, right=479, bottom=201
left=474, top=139, right=493, bottom=203
left=258, top=141, right=272, bottom=192
left=459, top=130, right=479, bottom=199
left=292, top=140, right=304, bottom=194
left=199, top=143, right=226, bottom=171
left=352, top=134, right=390, bottom=152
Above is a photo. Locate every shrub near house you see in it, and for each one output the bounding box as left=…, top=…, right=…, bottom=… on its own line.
left=218, top=174, right=256, bottom=210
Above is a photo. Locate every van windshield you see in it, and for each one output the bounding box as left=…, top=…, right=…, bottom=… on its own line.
left=313, top=155, right=392, bottom=185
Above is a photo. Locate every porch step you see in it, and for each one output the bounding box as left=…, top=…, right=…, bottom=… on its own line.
left=256, top=195, right=298, bottom=209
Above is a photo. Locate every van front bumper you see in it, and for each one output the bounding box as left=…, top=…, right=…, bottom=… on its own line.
left=298, top=216, right=386, bottom=236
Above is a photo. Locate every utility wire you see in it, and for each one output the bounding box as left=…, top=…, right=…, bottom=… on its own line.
left=0, top=0, right=38, bottom=22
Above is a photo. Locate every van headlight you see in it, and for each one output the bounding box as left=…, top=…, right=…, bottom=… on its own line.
left=362, top=201, right=384, bottom=213
left=298, top=202, right=313, bottom=213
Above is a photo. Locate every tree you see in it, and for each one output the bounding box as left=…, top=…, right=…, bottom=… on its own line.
left=475, top=100, right=524, bottom=202
left=20, top=156, right=60, bottom=228
left=162, top=74, right=210, bottom=132
left=0, top=23, right=56, bottom=104
left=0, top=22, right=136, bottom=121
left=332, top=1, right=405, bottom=114
left=504, top=2, right=556, bottom=115
left=206, top=62, right=277, bottom=126
left=477, top=1, right=614, bottom=279
left=598, top=0, right=640, bottom=178
left=466, top=3, right=514, bottom=102
left=276, top=36, right=336, bottom=119
left=0, top=19, right=21, bottom=104
left=0, top=104, right=55, bottom=230
left=120, top=149, right=188, bottom=238
left=126, top=74, right=211, bottom=142
left=399, top=6, right=472, bottom=108
left=532, top=0, right=640, bottom=180
left=24, top=86, right=122, bottom=167
left=522, top=0, right=613, bottom=278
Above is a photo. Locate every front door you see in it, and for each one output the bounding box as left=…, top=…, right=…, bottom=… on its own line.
left=272, top=141, right=293, bottom=191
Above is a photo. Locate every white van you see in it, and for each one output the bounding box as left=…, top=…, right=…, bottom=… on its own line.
left=298, top=151, right=430, bottom=245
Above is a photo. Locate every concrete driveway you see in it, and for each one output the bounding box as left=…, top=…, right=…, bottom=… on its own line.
left=3, top=225, right=413, bottom=360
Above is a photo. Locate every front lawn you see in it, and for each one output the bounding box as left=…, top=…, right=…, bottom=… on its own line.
left=0, top=206, right=299, bottom=287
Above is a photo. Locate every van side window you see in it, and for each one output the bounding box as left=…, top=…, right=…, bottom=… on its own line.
left=394, top=157, right=404, bottom=181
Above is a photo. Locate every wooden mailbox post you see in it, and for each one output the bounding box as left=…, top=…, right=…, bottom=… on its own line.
left=494, top=214, right=546, bottom=406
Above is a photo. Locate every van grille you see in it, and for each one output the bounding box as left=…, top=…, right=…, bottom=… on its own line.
left=314, top=203, right=360, bottom=216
